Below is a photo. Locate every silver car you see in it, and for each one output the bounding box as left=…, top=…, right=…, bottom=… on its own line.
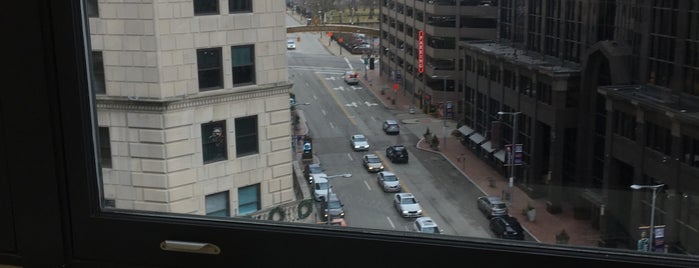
left=377, top=171, right=401, bottom=192
left=477, top=196, right=508, bottom=218
left=350, top=134, right=370, bottom=151
left=413, top=217, right=442, bottom=234
left=362, top=154, right=384, bottom=173
left=393, top=193, right=423, bottom=218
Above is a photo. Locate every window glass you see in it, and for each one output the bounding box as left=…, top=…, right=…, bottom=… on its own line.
left=205, top=191, right=230, bottom=217
left=231, top=45, right=255, bottom=86
left=194, top=0, right=219, bottom=15
left=238, top=184, right=260, bottom=215
left=229, top=0, right=252, bottom=13
left=197, top=47, right=223, bottom=91
left=202, top=121, right=227, bottom=163
left=235, top=115, right=258, bottom=156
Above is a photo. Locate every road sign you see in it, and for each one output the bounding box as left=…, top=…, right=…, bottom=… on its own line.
left=392, top=83, right=399, bottom=91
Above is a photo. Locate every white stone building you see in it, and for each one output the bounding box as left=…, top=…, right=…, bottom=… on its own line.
left=87, top=0, right=294, bottom=217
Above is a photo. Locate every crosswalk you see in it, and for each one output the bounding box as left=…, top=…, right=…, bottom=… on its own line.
left=289, top=65, right=377, bottom=107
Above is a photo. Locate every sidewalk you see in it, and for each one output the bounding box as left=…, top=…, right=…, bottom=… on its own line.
left=314, top=38, right=601, bottom=247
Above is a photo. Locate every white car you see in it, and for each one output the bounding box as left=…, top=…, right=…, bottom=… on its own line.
left=350, top=134, right=370, bottom=151
left=413, top=217, right=442, bottom=234
left=343, top=71, right=359, bottom=85
left=287, top=39, right=296, bottom=50
left=376, top=171, right=401, bottom=192
left=313, top=176, right=331, bottom=201
left=393, top=193, right=423, bottom=218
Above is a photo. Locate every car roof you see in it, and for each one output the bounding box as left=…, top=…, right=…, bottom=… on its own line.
left=482, top=196, right=504, bottom=203
left=312, top=174, right=328, bottom=182
left=384, top=119, right=398, bottom=124
left=378, top=171, right=395, bottom=176
left=416, top=217, right=438, bottom=227
left=352, top=134, right=365, bottom=138
left=389, top=145, right=406, bottom=150
left=365, top=154, right=379, bottom=158
left=396, top=193, right=414, bottom=198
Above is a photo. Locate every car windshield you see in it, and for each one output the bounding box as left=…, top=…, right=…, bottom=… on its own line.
left=354, top=136, right=366, bottom=142
left=367, top=157, right=380, bottom=163
left=309, top=166, right=322, bottom=173
left=401, top=197, right=416, bottom=204
left=422, top=226, right=440, bottom=234
left=316, top=183, right=328, bottom=190
left=328, top=200, right=342, bottom=209
left=383, top=174, right=397, bottom=181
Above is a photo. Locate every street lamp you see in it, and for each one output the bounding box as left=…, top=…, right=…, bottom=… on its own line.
left=630, top=183, right=665, bottom=252
left=321, top=173, right=352, bottom=225
left=498, top=111, right=522, bottom=204
left=431, top=75, right=449, bottom=147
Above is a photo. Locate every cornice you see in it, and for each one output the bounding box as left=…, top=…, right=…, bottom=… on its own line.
left=96, top=83, right=292, bottom=112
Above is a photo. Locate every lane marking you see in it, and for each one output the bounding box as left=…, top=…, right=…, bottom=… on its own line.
left=386, top=216, right=396, bottom=229
left=315, top=72, right=357, bottom=126
left=363, top=180, right=371, bottom=191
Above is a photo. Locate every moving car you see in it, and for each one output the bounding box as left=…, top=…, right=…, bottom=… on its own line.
left=320, top=193, right=345, bottom=221
left=489, top=215, right=524, bottom=240
left=386, top=145, right=409, bottom=163
left=350, top=134, right=370, bottom=151
left=313, top=177, right=331, bottom=201
left=287, top=39, right=296, bottom=50
left=477, top=196, right=508, bottom=218
left=393, top=193, right=423, bottom=218
left=376, top=171, right=401, bottom=192
left=362, top=154, right=384, bottom=173
left=343, top=70, right=360, bottom=85
left=382, top=119, right=400, bottom=134
left=303, top=163, right=323, bottom=184
left=413, top=217, right=442, bottom=234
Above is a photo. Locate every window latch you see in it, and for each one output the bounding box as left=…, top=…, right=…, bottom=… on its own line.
left=160, top=240, right=221, bottom=255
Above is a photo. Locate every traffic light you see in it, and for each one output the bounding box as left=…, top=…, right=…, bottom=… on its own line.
left=369, top=57, right=375, bottom=70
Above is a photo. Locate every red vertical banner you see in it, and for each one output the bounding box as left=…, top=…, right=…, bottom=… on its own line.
left=417, top=30, right=424, bottom=73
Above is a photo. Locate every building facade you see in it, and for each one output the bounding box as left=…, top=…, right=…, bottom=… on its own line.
left=379, top=0, right=498, bottom=120
left=458, top=0, right=699, bottom=254
left=87, top=0, right=295, bottom=217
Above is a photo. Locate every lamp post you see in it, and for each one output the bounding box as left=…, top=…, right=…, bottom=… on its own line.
left=498, top=111, right=522, bottom=204
left=321, top=173, right=352, bottom=225
left=630, top=183, right=665, bottom=252
left=431, top=75, right=449, bottom=147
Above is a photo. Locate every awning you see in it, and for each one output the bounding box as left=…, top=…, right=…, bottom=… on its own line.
left=469, top=133, right=486, bottom=144
left=493, top=150, right=506, bottom=162
left=457, top=125, right=474, bottom=137
left=480, top=141, right=496, bottom=153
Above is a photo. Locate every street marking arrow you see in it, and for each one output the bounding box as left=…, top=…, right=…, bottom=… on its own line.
left=350, top=86, right=363, bottom=90
left=325, top=76, right=337, bottom=80
left=344, top=102, right=358, bottom=107
left=333, top=86, right=345, bottom=91
left=365, top=102, right=378, bottom=106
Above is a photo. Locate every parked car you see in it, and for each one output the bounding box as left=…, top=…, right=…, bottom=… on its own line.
left=413, top=217, right=442, bottom=234
left=313, top=177, right=331, bottom=201
left=362, top=154, right=385, bottom=173
left=393, top=193, right=423, bottom=218
left=376, top=171, right=401, bottom=192
left=350, top=134, right=370, bottom=151
left=303, top=163, right=323, bottom=184
left=343, top=70, right=359, bottom=85
left=489, top=215, right=524, bottom=240
left=320, top=193, right=345, bottom=221
left=386, top=145, right=409, bottom=163
left=382, top=119, right=400, bottom=134
left=477, top=196, right=508, bottom=218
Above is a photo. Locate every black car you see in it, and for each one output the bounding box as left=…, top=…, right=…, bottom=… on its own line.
left=489, top=215, right=525, bottom=240
left=303, top=163, right=323, bottom=184
left=386, top=145, right=409, bottom=163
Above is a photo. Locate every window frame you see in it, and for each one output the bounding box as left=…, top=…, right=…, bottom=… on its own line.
left=228, top=0, right=252, bottom=13
left=193, top=0, right=219, bottom=15
left=231, top=45, right=256, bottom=87
left=234, top=115, right=258, bottom=156
left=197, top=47, right=224, bottom=91
left=3, top=0, right=695, bottom=267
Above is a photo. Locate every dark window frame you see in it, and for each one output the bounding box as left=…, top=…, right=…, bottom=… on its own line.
left=231, top=45, right=256, bottom=87
left=229, top=0, right=252, bottom=13
left=202, top=120, right=228, bottom=164
left=194, top=0, right=219, bottom=15
left=235, top=115, right=258, bottom=156
left=197, top=47, right=224, bottom=91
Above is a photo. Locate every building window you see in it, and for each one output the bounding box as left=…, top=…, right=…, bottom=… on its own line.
left=98, top=127, right=111, bottom=168
left=205, top=191, right=230, bottom=217
left=197, top=48, right=223, bottom=91
left=202, top=121, right=227, bottom=164
left=229, top=0, right=252, bottom=13
left=86, top=0, right=98, bottom=18
left=194, top=0, right=219, bottom=15
left=645, top=122, right=672, bottom=155
left=231, top=45, right=255, bottom=86
left=235, top=115, right=258, bottom=156
left=91, top=51, right=105, bottom=94
left=612, top=111, right=636, bottom=140
left=238, top=184, right=260, bottom=215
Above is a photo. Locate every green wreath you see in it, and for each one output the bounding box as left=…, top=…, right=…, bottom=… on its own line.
left=267, top=206, right=285, bottom=221
left=297, top=199, right=313, bottom=219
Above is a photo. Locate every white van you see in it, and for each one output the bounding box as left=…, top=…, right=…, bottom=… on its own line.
left=312, top=176, right=331, bottom=201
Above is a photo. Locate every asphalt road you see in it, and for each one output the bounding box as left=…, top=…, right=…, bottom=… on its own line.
left=286, top=14, right=534, bottom=242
